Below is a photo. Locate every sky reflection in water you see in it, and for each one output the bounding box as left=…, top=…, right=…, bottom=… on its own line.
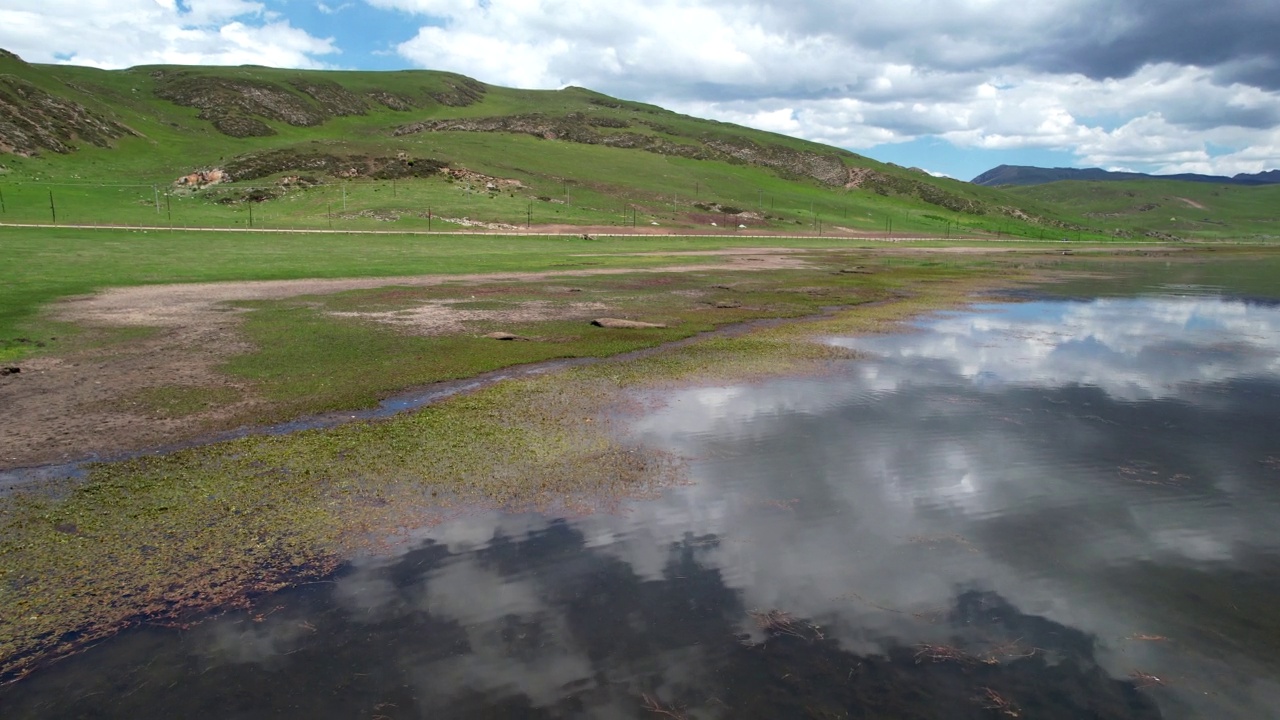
left=5, top=295, right=1280, bottom=719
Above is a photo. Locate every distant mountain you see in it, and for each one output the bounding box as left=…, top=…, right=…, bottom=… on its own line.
left=972, top=165, right=1280, bottom=187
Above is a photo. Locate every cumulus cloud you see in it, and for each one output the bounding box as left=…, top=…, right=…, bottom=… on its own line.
left=372, top=0, right=1280, bottom=175
left=0, top=0, right=337, bottom=69
left=2, top=0, right=1276, bottom=174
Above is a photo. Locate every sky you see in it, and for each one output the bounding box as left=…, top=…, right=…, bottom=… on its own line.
left=1, top=0, right=1278, bottom=181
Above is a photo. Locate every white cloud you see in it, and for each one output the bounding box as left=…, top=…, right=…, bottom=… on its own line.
left=0, top=0, right=337, bottom=69
left=1, top=0, right=1277, bottom=174
left=372, top=0, right=1280, bottom=175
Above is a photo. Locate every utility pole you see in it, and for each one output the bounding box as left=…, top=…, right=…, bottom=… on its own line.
left=328, top=202, right=333, bottom=229
left=248, top=203, right=254, bottom=228
left=1, top=187, right=6, bottom=214
left=154, top=185, right=160, bottom=214
left=166, top=193, right=172, bottom=225
left=48, top=190, right=56, bottom=224
left=428, top=208, right=432, bottom=232
left=527, top=201, right=532, bottom=229
left=342, top=184, right=347, bottom=211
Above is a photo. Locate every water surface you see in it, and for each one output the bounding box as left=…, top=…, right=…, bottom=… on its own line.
left=5, top=278, right=1280, bottom=719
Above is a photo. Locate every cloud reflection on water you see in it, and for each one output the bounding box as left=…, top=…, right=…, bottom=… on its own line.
left=6, top=296, right=1280, bottom=719
left=831, top=297, right=1280, bottom=400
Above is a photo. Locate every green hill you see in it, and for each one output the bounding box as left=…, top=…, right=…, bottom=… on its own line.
left=1005, top=179, right=1280, bottom=241
left=0, top=48, right=1088, bottom=238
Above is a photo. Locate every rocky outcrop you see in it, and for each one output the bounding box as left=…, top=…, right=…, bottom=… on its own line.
left=174, top=168, right=228, bottom=189
left=442, top=167, right=524, bottom=189
left=591, top=318, right=667, bottom=329
left=153, top=72, right=329, bottom=137
left=288, top=79, right=368, bottom=117
left=391, top=112, right=1011, bottom=219
left=150, top=69, right=486, bottom=136
left=0, top=76, right=135, bottom=156
left=152, top=72, right=397, bottom=137
left=367, top=91, right=417, bottom=111
left=704, top=139, right=849, bottom=186
left=429, top=78, right=486, bottom=107
left=221, top=149, right=448, bottom=183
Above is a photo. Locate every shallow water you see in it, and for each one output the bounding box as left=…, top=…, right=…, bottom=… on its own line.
left=5, top=277, right=1280, bottom=718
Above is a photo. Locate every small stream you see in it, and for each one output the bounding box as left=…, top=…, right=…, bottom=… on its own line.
left=4, top=271, right=1280, bottom=718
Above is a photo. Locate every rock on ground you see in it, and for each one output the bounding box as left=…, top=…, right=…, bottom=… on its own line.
left=591, top=318, right=667, bottom=329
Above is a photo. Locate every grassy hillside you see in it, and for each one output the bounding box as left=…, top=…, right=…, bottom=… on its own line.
left=0, top=49, right=1091, bottom=238
left=1006, top=180, right=1280, bottom=241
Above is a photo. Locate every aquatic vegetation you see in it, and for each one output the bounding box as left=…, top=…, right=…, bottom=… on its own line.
left=640, top=692, right=688, bottom=719
left=13, top=247, right=1265, bottom=685
left=978, top=687, right=1022, bottom=717
left=749, top=609, right=824, bottom=641
left=0, top=268, right=1036, bottom=683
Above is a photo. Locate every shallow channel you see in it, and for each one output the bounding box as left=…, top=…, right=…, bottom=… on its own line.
left=4, top=274, right=1280, bottom=718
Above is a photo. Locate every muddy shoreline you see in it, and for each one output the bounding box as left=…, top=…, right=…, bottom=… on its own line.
left=1, top=251, right=816, bottom=470
left=0, top=304, right=867, bottom=493
left=0, top=275, right=1012, bottom=685
left=7, top=246, right=1208, bottom=686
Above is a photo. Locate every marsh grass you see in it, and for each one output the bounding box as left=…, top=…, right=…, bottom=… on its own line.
left=215, top=257, right=958, bottom=419
left=0, top=263, right=1026, bottom=676
left=0, top=228, right=754, bottom=362
left=0, top=249, right=1188, bottom=683
left=111, top=385, right=244, bottom=419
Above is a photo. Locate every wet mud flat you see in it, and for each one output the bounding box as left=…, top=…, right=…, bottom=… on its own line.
left=0, top=518, right=1161, bottom=719
left=4, top=250, right=1280, bottom=717
left=0, top=263, right=1014, bottom=686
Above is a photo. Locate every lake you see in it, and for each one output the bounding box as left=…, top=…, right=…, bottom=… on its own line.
left=4, top=267, right=1280, bottom=718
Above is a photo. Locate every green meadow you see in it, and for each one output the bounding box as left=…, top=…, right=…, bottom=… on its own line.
left=1006, top=179, right=1280, bottom=241
left=1, top=52, right=1096, bottom=239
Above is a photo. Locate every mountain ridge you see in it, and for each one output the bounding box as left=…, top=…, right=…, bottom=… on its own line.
left=972, top=164, right=1280, bottom=187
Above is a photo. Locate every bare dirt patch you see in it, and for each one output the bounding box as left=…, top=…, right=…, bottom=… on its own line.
left=1175, top=197, right=1208, bottom=210
left=0, top=323, right=261, bottom=470
left=2, top=253, right=811, bottom=470
left=330, top=299, right=611, bottom=335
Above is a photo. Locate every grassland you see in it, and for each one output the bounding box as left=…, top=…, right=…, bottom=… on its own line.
left=3, top=226, right=1278, bottom=683
left=1005, top=179, right=1280, bottom=241
left=0, top=227, right=1084, bottom=363
left=1, top=51, right=1103, bottom=243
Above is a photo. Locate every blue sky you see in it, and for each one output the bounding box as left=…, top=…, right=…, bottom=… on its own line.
left=2, top=0, right=1277, bottom=181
